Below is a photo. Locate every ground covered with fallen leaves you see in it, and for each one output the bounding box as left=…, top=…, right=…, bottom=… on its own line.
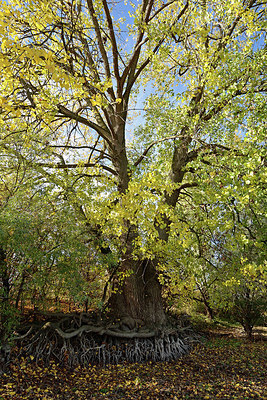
left=0, top=333, right=266, bottom=399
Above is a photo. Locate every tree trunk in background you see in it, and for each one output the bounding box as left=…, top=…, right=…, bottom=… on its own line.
left=241, top=314, right=254, bottom=340
left=0, top=248, right=10, bottom=332
left=204, top=302, right=215, bottom=320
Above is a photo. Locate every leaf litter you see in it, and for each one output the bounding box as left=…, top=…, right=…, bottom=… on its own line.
left=0, top=336, right=265, bottom=399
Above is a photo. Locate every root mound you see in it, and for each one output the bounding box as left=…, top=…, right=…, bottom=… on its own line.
left=12, top=313, right=195, bottom=366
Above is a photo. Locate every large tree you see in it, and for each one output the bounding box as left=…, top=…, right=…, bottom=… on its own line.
left=0, top=0, right=266, bottom=353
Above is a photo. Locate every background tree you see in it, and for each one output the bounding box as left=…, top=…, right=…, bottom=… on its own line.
left=0, top=126, right=107, bottom=343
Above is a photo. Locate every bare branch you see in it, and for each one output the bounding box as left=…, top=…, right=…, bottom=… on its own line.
left=134, top=135, right=184, bottom=167
left=36, top=161, right=117, bottom=176
left=57, top=104, right=112, bottom=145
left=86, top=0, right=112, bottom=82
left=101, top=0, right=120, bottom=87
left=121, top=0, right=154, bottom=91
left=49, top=144, right=112, bottom=160
left=130, top=1, right=189, bottom=90
left=148, top=0, right=178, bottom=22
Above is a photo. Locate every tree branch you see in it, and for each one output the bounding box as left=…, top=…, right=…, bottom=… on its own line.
left=128, top=1, right=189, bottom=96
left=49, top=144, right=112, bottom=160
left=133, top=135, right=184, bottom=167
left=57, top=104, right=112, bottom=145
left=37, top=161, right=117, bottom=176
left=86, top=0, right=112, bottom=82
left=101, top=0, right=121, bottom=87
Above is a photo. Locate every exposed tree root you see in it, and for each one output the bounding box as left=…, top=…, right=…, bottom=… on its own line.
left=18, top=330, right=190, bottom=366
left=11, top=315, right=197, bottom=366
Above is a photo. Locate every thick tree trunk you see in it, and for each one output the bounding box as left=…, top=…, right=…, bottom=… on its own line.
left=106, top=130, right=194, bottom=328
left=109, top=258, right=166, bottom=327
left=108, top=224, right=166, bottom=328
left=105, top=121, right=166, bottom=328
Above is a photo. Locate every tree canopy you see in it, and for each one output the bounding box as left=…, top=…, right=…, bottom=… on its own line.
left=0, top=0, right=266, bottom=360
